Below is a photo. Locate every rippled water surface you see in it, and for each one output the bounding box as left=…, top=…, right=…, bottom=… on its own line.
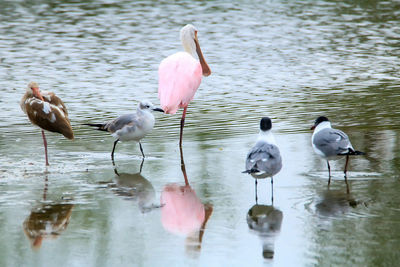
left=1, top=0, right=400, bottom=266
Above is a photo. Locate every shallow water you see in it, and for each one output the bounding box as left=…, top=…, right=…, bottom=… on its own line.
left=1, top=0, right=400, bottom=266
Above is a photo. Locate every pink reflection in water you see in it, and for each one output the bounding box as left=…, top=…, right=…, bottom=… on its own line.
left=161, top=183, right=205, bottom=235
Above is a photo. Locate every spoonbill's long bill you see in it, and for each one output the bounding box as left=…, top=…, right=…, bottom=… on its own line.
left=21, top=82, right=74, bottom=166
left=158, top=24, right=211, bottom=146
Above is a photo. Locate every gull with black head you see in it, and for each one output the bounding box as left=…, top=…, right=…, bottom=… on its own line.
left=243, top=117, right=282, bottom=202
left=311, top=116, right=365, bottom=185
left=84, top=101, right=164, bottom=162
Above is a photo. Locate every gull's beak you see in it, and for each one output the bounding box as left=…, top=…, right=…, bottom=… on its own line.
left=310, top=125, right=316, bottom=130
left=153, top=107, right=164, bottom=113
left=194, top=31, right=211, bottom=77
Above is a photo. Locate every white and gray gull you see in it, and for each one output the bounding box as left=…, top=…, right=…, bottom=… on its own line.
left=84, top=101, right=164, bottom=162
left=311, top=116, right=365, bottom=184
left=243, top=117, right=282, bottom=200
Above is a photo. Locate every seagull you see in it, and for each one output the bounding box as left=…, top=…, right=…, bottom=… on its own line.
left=84, top=101, right=164, bottom=162
left=311, top=116, right=365, bottom=184
left=243, top=117, right=282, bottom=201
left=21, top=82, right=74, bottom=166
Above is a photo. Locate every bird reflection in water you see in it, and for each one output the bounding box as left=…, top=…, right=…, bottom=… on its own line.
left=316, top=182, right=358, bottom=217
left=111, top=159, right=159, bottom=213
left=247, top=191, right=283, bottom=259
left=160, top=147, right=213, bottom=254
left=23, top=175, right=74, bottom=249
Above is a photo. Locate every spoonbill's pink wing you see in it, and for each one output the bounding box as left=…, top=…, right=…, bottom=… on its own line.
left=158, top=52, right=202, bottom=114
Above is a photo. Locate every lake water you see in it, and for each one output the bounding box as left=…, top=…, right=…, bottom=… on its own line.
left=1, top=0, right=400, bottom=266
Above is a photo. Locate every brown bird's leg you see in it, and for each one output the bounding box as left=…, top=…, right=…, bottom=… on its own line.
left=41, top=130, right=49, bottom=166
left=43, top=174, right=49, bottom=201
left=327, top=160, right=331, bottom=186
left=179, top=107, right=188, bottom=147
left=111, top=139, right=119, bottom=163
left=139, top=142, right=145, bottom=158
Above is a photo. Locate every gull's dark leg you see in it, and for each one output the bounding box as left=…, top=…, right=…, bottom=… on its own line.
left=113, top=166, right=120, bottom=176
left=344, top=155, right=350, bottom=176
left=344, top=155, right=350, bottom=193
left=344, top=174, right=350, bottom=194
left=111, top=139, right=119, bottom=163
left=327, top=160, right=331, bottom=186
left=271, top=177, right=274, bottom=205
left=255, top=179, right=258, bottom=204
left=179, top=107, right=188, bottom=147
left=139, top=142, right=145, bottom=158
left=139, top=158, right=144, bottom=173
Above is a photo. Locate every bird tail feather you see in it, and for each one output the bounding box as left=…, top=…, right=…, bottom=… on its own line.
left=242, top=168, right=259, bottom=174
left=83, top=123, right=108, bottom=131
left=341, top=148, right=365, bottom=156
left=351, top=150, right=365, bottom=155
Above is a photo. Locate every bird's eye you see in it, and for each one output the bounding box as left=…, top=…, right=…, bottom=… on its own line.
left=146, top=105, right=150, bottom=108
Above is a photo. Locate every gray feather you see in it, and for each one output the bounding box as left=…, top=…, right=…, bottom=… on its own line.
left=313, top=128, right=352, bottom=157
left=245, top=141, right=282, bottom=177
left=105, top=114, right=141, bottom=133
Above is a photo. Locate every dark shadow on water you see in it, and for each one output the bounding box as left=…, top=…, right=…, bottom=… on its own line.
left=109, top=159, right=160, bottom=213
left=23, top=174, right=74, bottom=250
left=315, top=183, right=359, bottom=218
left=160, top=147, right=213, bottom=257
left=247, top=190, right=283, bottom=260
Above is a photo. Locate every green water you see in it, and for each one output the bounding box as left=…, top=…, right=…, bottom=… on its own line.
left=1, top=0, right=400, bottom=266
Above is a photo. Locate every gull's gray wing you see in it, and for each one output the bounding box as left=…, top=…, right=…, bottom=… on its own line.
left=246, top=142, right=282, bottom=176
left=105, top=114, right=141, bottom=133
left=313, top=128, right=352, bottom=157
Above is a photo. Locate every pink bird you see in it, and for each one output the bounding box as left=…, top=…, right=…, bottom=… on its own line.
left=158, top=24, right=211, bottom=146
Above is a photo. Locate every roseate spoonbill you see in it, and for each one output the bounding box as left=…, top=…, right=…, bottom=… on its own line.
left=84, top=101, right=163, bottom=162
left=21, top=82, right=74, bottom=166
left=243, top=117, right=282, bottom=202
left=311, top=116, right=365, bottom=185
left=158, top=24, right=211, bottom=146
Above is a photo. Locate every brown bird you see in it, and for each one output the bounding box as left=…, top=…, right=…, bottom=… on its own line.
left=20, top=82, right=74, bottom=166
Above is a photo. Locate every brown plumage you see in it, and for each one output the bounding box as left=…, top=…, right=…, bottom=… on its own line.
left=21, top=82, right=74, bottom=165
